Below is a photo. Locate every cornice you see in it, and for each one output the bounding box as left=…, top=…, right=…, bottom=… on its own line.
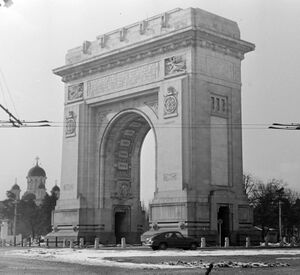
left=53, top=28, right=254, bottom=83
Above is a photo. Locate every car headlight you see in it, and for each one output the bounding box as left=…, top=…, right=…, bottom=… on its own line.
left=146, top=238, right=153, bottom=244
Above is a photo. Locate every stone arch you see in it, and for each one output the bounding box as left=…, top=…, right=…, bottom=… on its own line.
left=49, top=8, right=255, bottom=245
left=97, top=109, right=157, bottom=242
left=99, top=108, right=157, bottom=209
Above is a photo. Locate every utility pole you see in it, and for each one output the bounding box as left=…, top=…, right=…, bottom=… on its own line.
left=279, top=200, right=283, bottom=242
left=13, top=199, right=17, bottom=246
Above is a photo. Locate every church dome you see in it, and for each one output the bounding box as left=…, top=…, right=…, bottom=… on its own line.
left=11, top=183, right=20, bottom=190
left=27, top=158, right=46, bottom=177
left=52, top=185, right=60, bottom=192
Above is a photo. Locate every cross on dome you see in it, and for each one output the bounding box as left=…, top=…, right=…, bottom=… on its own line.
left=35, top=156, right=40, bottom=165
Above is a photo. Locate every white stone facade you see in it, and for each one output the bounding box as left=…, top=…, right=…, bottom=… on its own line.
left=49, top=7, right=255, bottom=244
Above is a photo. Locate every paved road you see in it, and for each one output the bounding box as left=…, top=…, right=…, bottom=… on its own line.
left=0, top=253, right=206, bottom=275
left=1, top=247, right=300, bottom=275
left=0, top=254, right=129, bottom=275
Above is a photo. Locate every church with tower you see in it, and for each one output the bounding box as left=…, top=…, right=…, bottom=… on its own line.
left=22, top=157, right=47, bottom=205
left=8, top=157, right=60, bottom=204
left=0, top=158, right=60, bottom=242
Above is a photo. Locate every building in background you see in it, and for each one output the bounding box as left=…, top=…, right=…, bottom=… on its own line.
left=22, top=158, right=47, bottom=205
left=0, top=159, right=60, bottom=243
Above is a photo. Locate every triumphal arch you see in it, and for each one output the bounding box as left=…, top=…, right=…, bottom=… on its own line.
left=50, top=8, right=255, bottom=244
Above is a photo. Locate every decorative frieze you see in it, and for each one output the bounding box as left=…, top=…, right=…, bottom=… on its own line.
left=65, top=111, right=77, bottom=138
left=87, top=62, right=159, bottom=98
left=67, top=83, right=84, bottom=101
left=164, top=86, right=178, bottom=118
left=61, top=35, right=247, bottom=82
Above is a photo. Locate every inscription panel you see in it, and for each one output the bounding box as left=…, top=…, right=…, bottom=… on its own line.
left=151, top=204, right=185, bottom=221
left=163, top=173, right=177, bottom=182
left=87, top=62, right=160, bottom=98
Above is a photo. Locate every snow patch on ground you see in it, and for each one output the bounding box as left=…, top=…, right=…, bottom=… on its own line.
left=5, top=248, right=300, bottom=269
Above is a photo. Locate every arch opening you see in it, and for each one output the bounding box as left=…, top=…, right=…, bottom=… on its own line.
left=100, top=111, right=156, bottom=243
left=140, top=129, right=155, bottom=211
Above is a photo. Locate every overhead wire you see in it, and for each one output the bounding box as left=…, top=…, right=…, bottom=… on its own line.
left=0, top=69, right=19, bottom=118
left=0, top=120, right=284, bottom=130
left=0, top=75, right=8, bottom=108
left=1, top=119, right=299, bottom=130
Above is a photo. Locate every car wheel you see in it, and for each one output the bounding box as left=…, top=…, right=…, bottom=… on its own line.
left=159, top=242, right=167, bottom=250
left=190, top=242, right=197, bottom=250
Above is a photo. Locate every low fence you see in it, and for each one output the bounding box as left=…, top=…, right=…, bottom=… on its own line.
left=1, top=236, right=299, bottom=249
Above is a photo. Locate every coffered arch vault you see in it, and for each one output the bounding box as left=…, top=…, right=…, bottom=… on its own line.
left=99, top=109, right=157, bottom=209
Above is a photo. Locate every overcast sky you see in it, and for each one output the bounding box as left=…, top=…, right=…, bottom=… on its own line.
left=0, top=0, right=300, bottom=202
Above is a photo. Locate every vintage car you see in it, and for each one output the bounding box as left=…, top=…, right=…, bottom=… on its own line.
left=144, top=231, right=199, bottom=250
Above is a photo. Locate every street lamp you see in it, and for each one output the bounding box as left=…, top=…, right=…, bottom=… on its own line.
left=9, top=180, right=20, bottom=246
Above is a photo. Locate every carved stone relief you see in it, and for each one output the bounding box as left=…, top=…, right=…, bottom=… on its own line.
left=67, top=83, right=84, bottom=101
left=65, top=111, right=77, bottom=138
left=164, top=55, right=186, bottom=76
left=163, top=172, right=177, bottom=182
left=163, top=86, right=178, bottom=118
left=111, top=180, right=133, bottom=200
